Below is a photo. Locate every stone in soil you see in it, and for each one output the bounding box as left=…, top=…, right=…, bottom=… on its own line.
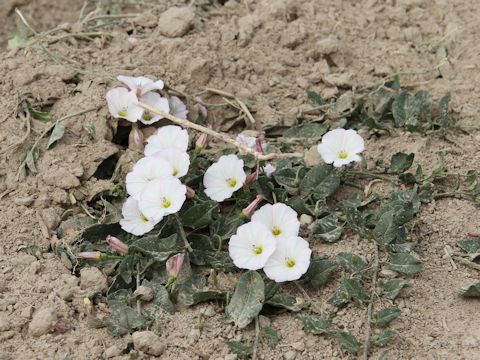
left=80, top=267, right=107, bottom=292
left=28, top=307, right=56, bottom=337
left=132, top=331, right=166, bottom=356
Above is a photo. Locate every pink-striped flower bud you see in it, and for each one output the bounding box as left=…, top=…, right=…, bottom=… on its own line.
left=166, top=253, right=186, bottom=278
left=186, top=186, right=196, bottom=199
left=255, top=138, right=264, bottom=154
left=128, top=123, right=145, bottom=152
left=76, top=251, right=102, bottom=260
left=195, top=133, right=209, bottom=150
left=242, top=195, right=264, bottom=218
left=52, top=321, right=67, bottom=333
left=106, top=235, right=129, bottom=255
left=245, top=171, right=259, bottom=187
left=195, top=96, right=208, bottom=119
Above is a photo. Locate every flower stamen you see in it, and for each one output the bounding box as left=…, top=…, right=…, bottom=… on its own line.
left=227, top=178, right=237, bottom=188
left=161, top=198, right=172, bottom=208
left=271, top=226, right=282, bottom=236
left=253, top=245, right=263, bottom=255
left=118, top=110, right=127, bottom=117
left=285, top=257, right=296, bottom=268
left=338, top=151, right=348, bottom=159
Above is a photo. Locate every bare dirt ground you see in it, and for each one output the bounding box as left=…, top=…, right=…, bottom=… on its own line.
left=0, top=0, right=479, bottom=359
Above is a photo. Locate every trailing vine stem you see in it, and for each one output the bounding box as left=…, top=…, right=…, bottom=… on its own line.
left=363, top=243, right=380, bottom=360
left=138, top=102, right=304, bottom=161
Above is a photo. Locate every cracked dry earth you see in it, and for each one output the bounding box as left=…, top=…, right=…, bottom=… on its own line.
left=0, top=0, right=479, bottom=359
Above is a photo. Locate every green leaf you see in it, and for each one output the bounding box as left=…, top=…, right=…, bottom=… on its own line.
left=47, top=121, right=65, bottom=149
left=181, top=201, right=217, bottom=230
left=284, top=122, right=328, bottom=139
left=81, top=223, right=122, bottom=243
left=104, top=306, right=146, bottom=336
left=266, top=294, right=303, bottom=312
left=342, top=278, right=369, bottom=301
left=287, top=196, right=314, bottom=216
left=389, top=152, right=414, bottom=174
left=304, top=257, right=337, bottom=289
left=143, top=280, right=175, bottom=314
left=177, top=275, right=225, bottom=306
left=459, top=282, right=480, bottom=298
left=380, top=279, right=411, bottom=300
left=263, top=326, right=280, bottom=349
left=336, top=252, right=367, bottom=274
left=104, top=290, right=145, bottom=336
left=438, top=92, right=453, bottom=128
left=274, top=167, right=301, bottom=188
left=372, top=330, right=396, bottom=347
left=118, top=256, right=135, bottom=284
left=83, top=123, right=97, bottom=142
left=388, top=253, right=423, bottom=275
left=130, top=234, right=182, bottom=262
left=313, top=214, right=343, bottom=243
left=300, top=164, right=340, bottom=200
left=25, top=147, right=40, bottom=174
left=374, top=307, right=401, bottom=328
left=307, top=90, right=326, bottom=107
left=225, top=271, right=265, bottom=329
left=298, top=314, right=332, bottom=335
left=373, top=210, right=399, bottom=244
left=335, top=331, right=362, bottom=355
left=328, top=278, right=369, bottom=307
left=457, top=238, right=480, bottom=261
left=27, top=102, right=51, bottom=122
left=227, top=341, right=252, bottom=359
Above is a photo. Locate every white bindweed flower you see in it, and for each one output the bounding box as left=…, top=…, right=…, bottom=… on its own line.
left=120, top=197, right=158, bottom=236
left=139, top=177, right=187, bottom=222
left=170, top=96, right=188, bottom=119
left=264, top=163, right=276, bottom=177
left=106, top=87, right=144, bottom=122
left=117, top=75, right=164, bottom=97
left=156, top=148, right=190, bottom=178
left=228, top=222, right=276, bottom=270
left=144, top=125, right=189, bottom=156
left=126, top=157, right=173, bottom=200
left=263, top=236, right=312, bottom=282
left=317, top=128, right=365, bottom=168
left=203, top=155, right=246, bottom=202
left=251, top=203, right=300, bottom=239
left=139, top=92, right=170, bottom=125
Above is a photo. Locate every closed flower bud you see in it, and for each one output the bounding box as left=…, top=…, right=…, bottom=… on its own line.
left=255, top=138, right=264, bottom=154
left=166, top=252, right=186, bottom=279
left=186, top=186, right=196, bottom=199
left=195, top=96, right=208, bottom=119
left=76, top=251, right=102, bottom=260
left=244, top=171, right=259, bottom=187
left=106, top=235, right=129, bottom=255
left=128, top=124, right=145, bottom=152
left=242, top=195, right=264, bottom=218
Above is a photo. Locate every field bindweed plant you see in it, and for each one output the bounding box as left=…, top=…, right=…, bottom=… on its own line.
left=53, top=75, right=480, bottom=358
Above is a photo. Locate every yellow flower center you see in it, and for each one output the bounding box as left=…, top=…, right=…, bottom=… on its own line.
left=118, top=110, right=127, bottom=117
left=140, top=215, right=149, bottom=223
left=162, top=199, right=172, bottom=208
left=227, top=178, right=237, bottom=188
left=172, top=168, right=179, bottom=177
left=285, top=258, right=296, bottom=268
left=272, top=226, right=282, bottom=236
left=143, top=113, right=152, bottom=121
left=253, top=245, right=263, bottom=255
left=338, top=151, right=348, bottom=159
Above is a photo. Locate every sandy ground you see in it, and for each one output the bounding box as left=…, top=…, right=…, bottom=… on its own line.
left=0, top=0, right=479, bottom=359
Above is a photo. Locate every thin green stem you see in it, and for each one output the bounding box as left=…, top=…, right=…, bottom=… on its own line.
left=363, top=244, right=379, bottom=360
left=174, top=214, right=193, bottom=252
left=252, top=316, right=260, bottom=360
